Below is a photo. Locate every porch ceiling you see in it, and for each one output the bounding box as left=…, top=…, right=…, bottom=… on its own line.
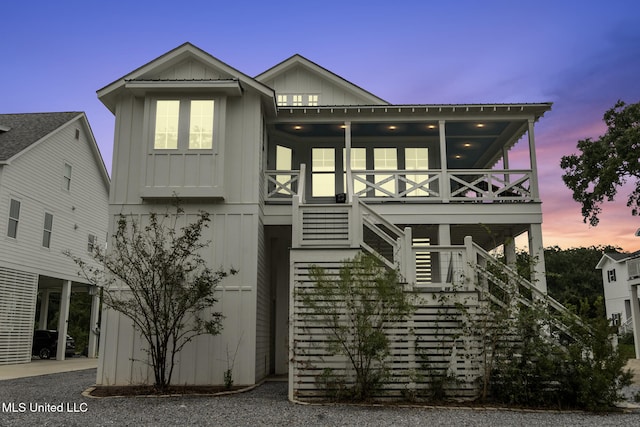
left=273, top=118, right=526, bottom=169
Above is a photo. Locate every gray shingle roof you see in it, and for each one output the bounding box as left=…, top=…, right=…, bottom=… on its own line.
left=0, top=112, right=81, bottom=161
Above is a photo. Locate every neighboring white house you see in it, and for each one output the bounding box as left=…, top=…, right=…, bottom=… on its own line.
left=96, top=42, right=554, bottom=397
left=597, top=250, right=640, bottom=357
left=0, top=112, right=110, bottom=365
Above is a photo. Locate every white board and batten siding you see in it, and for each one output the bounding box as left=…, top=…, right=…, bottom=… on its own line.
left=260, top=64, right=383, bottom=107
left=98, top=206, right=262, bottom=386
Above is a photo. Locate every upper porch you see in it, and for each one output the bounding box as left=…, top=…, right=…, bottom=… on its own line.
left=263, top=103, right=551, bottom=208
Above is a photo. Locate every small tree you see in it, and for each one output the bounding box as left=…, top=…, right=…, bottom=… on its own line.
left=299, top=253, right=414, bottom=401
left=69, top=203, right=234, bottom=391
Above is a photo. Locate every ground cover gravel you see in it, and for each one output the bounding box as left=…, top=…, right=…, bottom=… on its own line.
left=1, top=369, right=638, bottom=426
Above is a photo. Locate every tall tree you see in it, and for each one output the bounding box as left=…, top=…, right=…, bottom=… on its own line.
left=69, top=204, right=234, bottom=391
left=561, top=100, right=640, bottom=226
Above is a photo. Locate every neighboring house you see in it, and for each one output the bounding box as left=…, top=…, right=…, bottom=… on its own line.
left=597, top=250, right=640, bottom=357
left=0, top=112, right=109, bottom=364
left=96, top=42, right=554, bottom=397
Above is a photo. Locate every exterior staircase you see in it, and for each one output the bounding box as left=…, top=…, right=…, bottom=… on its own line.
left=288, top=176, right=582, bottom=401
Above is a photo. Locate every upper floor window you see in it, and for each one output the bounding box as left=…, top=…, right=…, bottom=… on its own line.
left=7, top=199, right=20, bottom=238
left=607, top=269, right=617, bottom=282
left=42, top=213, right=53, bottom=248
left=63, top=163, right=72, bottom=191
left=277, top=95, right=288, bottom=106
left=153, top=99, right=215, bottom=150
left=88, top=234, right=97, bottom=253
left=308, top=95, right=319, bottom=106
left=292, top=95, right=303, bottom=106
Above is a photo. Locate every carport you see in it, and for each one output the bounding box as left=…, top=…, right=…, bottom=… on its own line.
left=36, top=276, right=100, bottom=360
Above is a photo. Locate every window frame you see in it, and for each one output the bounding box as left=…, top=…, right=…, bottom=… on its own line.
left=7, top=198, right=21, bottom=239
left=87, top=233, right=97, bottom=253
left=607, top=269, right=617, bottom=282
left=150, top=96, right=219, bottom=152
left=63, top=162, right=72, bottom=191
left=42, top=212, right=53, bottom=248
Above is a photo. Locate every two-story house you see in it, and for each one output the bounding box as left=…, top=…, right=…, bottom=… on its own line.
left=597, top=249, right=640, bottom=358
left=96, top=43, right=553, bottom=398
left=0, top=112, right=110, bottom=365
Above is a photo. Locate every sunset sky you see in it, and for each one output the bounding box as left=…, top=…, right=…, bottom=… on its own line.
left=2, top=1, right=639, bottom=251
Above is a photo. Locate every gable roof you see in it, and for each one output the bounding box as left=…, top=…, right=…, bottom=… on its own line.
left=0, top=112, right=82, bottom=161
left=596, top=249, right=640, bottom=269
left=97, top=42, right=276, bottom=114
left=0, top=112, right=110, bottom=188
left=255, top=54, right=388, bottom=105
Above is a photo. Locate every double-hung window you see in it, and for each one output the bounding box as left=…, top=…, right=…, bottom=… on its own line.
left=153, top=99, right=215, bottom=150
left=7, top=199, right=20, bottom=238
left=63, top=163, right=72, bottom=191
left=88, top=234, right=97, bottom=253
left=42, top=213, right=53, bottom=248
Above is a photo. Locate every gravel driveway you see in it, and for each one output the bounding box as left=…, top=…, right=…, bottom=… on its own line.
left=0, top=369, right=638, bottom=426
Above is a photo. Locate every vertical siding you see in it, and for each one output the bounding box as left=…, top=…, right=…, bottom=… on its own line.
left=0, top=118, right=109, bottom=281
left=97, top=206, right=260, bottom=386
left=254, top=217, right=270, bottom=380
left=263, top=66, right=372, bottom=106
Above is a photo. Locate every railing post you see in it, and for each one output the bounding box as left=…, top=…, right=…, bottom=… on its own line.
left=298, top=163, right=306, bottom=204
left=292, top=196, right=301, bottom=248
left=464, top=236, right=475, bottom=290
left=403, top=227, right=415, bottom=286
left=351, top=196, right=362, bottom=248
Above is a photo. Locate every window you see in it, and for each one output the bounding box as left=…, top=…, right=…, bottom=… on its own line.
left=292, top=95, right=303, bottom=106
left=405, top=148, right=429, bottom=196
left=153, top=99, right=214, bottom=150
left=312, top=148, right=335, bottom=197
left=189, top=100, right=214, bottom=149
left=607, top=269, right=617, bottom=282
left=275, top=146, right=293, bottom=195
left=7, top=199, right=20, bottom=238
left=88, top=234, right=97, bottom=253
left=374, top=148, right=397, bottom=196
left=63, top=163, right=72, bottom=191
left=42, top=213, right=53, bottom=248
left=277, top=94, right=288, bottom=106
left=308, top=95, right=319, bottom=106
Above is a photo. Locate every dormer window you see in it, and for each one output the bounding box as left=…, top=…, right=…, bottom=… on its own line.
left=153, top=99, right=215, bottom=150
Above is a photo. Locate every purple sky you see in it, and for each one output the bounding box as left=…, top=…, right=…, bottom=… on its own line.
left=2, top=1, right=640, bottom=251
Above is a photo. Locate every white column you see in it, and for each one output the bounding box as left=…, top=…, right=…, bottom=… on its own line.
left=344, top=121, right=353, bottom=202
left=87, top=288, right=100, bottom=358
left=56, top=280, right=72, bottom=360
left=38, top=289, right=50, bottom=330
left=528, top=224, right=548, bottom=294
left=527, top=119, right=540, bottom=201
left=630, top=285, right=640, bottom=359
left=439, top=120, right=449, bottom=202
left=504, top=236, right=517, bottom=270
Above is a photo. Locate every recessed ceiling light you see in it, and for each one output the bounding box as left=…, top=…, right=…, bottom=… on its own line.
left=427, top=124, right=436, bottom=129
left=476, top=123, right=485, bottom=128
left=340, top=125, right=347, bottom=129
left=463, top=143, right=472, bottom=148
left=455, top=155, right=462, bottom=159
left=293, top=125, right=302, bottom=130
left=388, top=125, right=397, bottom=130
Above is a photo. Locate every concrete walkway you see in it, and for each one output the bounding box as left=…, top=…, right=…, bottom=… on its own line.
left=0, top=356, right=97, bottom=381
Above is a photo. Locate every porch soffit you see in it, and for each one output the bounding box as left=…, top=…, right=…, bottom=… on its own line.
left=268, top=106, right=543, bottom=169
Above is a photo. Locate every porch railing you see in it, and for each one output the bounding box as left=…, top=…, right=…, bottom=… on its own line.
left=266, top=168, right=535, bottom=203
left=265, top=169, right=301, bottom=202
